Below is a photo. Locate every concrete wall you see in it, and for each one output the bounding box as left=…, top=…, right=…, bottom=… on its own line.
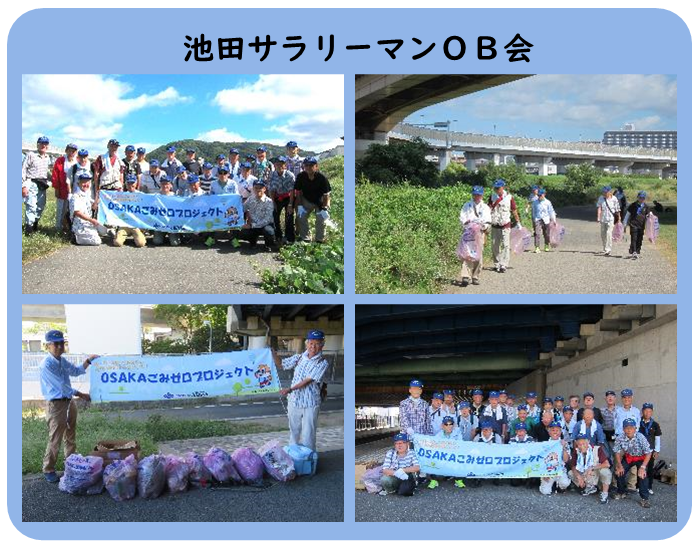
left=506, top=369, right=546, bottom=402
left=546, top=308, right=677, bottom=463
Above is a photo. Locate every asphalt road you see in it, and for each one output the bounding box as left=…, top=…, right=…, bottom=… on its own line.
left=22, top=237, right=281, bottom=294
left=445, top=206, right=677, bottom=294
left=22, top=450, right=343, bottom=522
left=355, top=479, right=677, bottom=522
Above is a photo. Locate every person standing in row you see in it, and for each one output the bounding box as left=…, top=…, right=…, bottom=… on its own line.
left=623, top=191, right=651, bottom=260
left=458, top=185, right=491, bottom=287
left=488, top=179, right=521, bottom=273
left=22, top=136, right=52, bottom=236
left=596, top=185, right=621, bottom=256
left=533, top=188, right=556, bottom=253
left=295, top=157, right=331, bottom=243
left=399, top=380, right=431, bottom=440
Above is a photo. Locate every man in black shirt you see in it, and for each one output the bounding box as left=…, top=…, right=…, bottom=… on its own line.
left=638, top=402, right=662, bottom=494
left=532, top=410, right=554, bottom=442
left=576, top=391, right=604, bottom=424
left=294, top=157, right=331, bottom=243
left=183, top=148, right=202, bottom=176
left=623, top=191, right=651, bottom=259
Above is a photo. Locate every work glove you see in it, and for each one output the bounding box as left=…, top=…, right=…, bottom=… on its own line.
left=395, top=469, right=409, bottom=480
left=406, top=427, right=414, bottom=436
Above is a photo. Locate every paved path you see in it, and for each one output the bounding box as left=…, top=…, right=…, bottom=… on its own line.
left=22, top=450, right=343, bottom=522
left=22, top=238, right=281, bottom=294
left=445, top=206, right=676, bottom=294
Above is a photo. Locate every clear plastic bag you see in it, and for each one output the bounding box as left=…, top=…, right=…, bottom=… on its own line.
left=137, top=454, right=166, bottom=499
left=362, top=466, right=383, bottom=494
left=232, top=447, right=265, bottom=485
left=58, top=454, right=104, bottom=496
left=165, top=455, right=191, bottom=493
left=646, top=212, right=660, bottom=243
left=203, top=447, right=242, bottom=484
left=258, top=439, right=296, bottom=482
left=456, top=223, right=483, bottom=262
left=548, top=221, right=565, bottom=248
left=103, top=454, right=138, bottom=501
left=612, top=222, right=624, bottom=242
left=510, top=226, right=532, bottom=255
left=185, top=452, right=212, bottom=488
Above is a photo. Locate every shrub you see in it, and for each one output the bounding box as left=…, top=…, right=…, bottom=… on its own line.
left=357, top=139, right=439, bottom=186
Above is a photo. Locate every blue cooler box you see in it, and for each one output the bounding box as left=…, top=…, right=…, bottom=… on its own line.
left=284, top=444, right=318, bottom=476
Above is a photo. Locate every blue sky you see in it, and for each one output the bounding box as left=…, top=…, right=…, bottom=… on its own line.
left=404, top=75, right=677, bottom=142
left=22, top=74, right=344, bottom=154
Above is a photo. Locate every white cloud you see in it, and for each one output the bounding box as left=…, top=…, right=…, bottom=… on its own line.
left=268, top=113, right=344, bottom=153
left=213, top=75, right=344, bottom=119
left=195, top=128, right=247, bottom=142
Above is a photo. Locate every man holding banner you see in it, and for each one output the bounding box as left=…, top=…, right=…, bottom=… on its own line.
left=39, top=330, right=98, bottom=483
left=275, top=330, right=329, bottom=451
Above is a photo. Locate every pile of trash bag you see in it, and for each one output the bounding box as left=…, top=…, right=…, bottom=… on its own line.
left=203, top=447, right=242, bottom=484
left=548, top=221, right=565, bottom=248
left=165, top=455, right=191, bottom=493
left=137, top=454, right=166, bottom=499
left=58, top=454, right=104, bottom=495
left=258, top=440, right=296, bottom=482
left=232, top=447, right=265, bottom=485
left=103, top=454, right=138, bottom=501
left=511, top=226, right=532, bottom=255
left=456, top=223, right=483, bottom=262
left=612, top=222, right=624, bottom=242
left=362, top=466, right=383, bottom=494
left=185, top=451, right=212, bottom=488
left=646, top=212, right=660, bottom=243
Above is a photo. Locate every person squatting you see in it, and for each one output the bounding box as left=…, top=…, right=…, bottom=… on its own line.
left=23, top=138, right=333, bottom=249
left=382, top=380, right=662, bottom=508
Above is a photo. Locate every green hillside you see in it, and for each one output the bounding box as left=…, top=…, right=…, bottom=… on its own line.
left=148, top=139, right=316, bottom=163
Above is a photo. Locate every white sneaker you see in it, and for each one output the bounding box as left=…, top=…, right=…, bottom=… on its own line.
left=648, top=489, right=654, bottom=495
left=582, top=485, right=598, bottom=496
left=378, top=490, right=388, bottom=496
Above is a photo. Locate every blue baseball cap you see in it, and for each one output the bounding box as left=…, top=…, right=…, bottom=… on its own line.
left=548, top=421, right=562, bottom=429
left=108, top=139, right=120, bottom=147
left=303, top=156, right=318, bottom=165
left=216, top=154, right=226, bottom=160
left=229, top=148, right=240, bottom=154
left=252, top=180, right=267, bottom=188
left=443, top=389, right=454, bottom=396
left=394, top=433, right=409, bottom=442
left=256, top=146, right=267, bottom=152
left=621, top=389, right=633, bottom=397
left=409, top=380, right=423, bottom=388
left=37, top=136, right=50, bottom=144
left=605, top=390, right=616, bottom=396
left=480, top=419, right=494, bottom=430
left=166, top=146, right=176, bottom=153
left=637, top=191, right=647, bottom=199
left=622, top=418, right=637, bottom=428
left=286, top=141, right=298, bottom=148
left=517, top=403, right=528, bottom=411
left=526, top=392, right=537, bottom=399
left=66, top=142, right=78, bottom=150
left=217, top=165, right=230, bottom=174
left=583, top=391, right=594, bottom=398
left=137, top=147, right=146, bottom=154
left=575, top=433, right=590, bottom=441
left=472, top=389, right=483, bottom=396
left=125, top=145, right=135, bottom=152
left=493, top=179, right=506, bottom=188
left=642, top=402, right=654, bottom=410
left=246, top=154, right=256, bottom=161
left=160, top=175, right=171, bottom=183
left=187, top=174, right=200, bottom=184
left=602, top=185, right=612, bottom=193
left=458, top=401, right=470, bottom=410
left=499, top=389, right=507, bottom=395
left=543, top=397, right=553, bottom=404
left=563, top=405, right=573, bottom=412
left=472, top=185, right=484, bottom=195
left=531, top=184, right=539, bottom=190
left=45, top=329, right=65, bottom=343
left=241, top=161, right=252, bottom=169
left=273, top=155, right=288, bottom=164
left=77, top=172, right=92, bottom=181
left=554, top=396, right=564, bottom=402
left=442, top=416, right=455, bottom=425
left=488, top=391, right=499, bottom=399
left=203, top=162, right=213, bottom=170
left=125, top=174, right=137, bottom=184
left=432, top=392, right=444, bottom=401
left=515, top=422, right=528, bottom=431
left=306, top=329, right=325, bottom=340
left=150, top=159, right=160, bottom=167
left=78, top=149, right=89, bottom=157
left=176, top=165, right=187, bottom=173
left=186, top=148, right=196, bottom=153
left=539, top=188, right=547, bottom=194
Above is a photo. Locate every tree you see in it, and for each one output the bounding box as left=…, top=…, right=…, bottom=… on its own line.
left=357, top=138, right=439, bottom=186
left=565, top=163, right=602, bottom=192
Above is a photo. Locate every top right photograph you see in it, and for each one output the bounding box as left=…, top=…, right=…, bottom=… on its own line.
left=355, top=74, right=677, bottom=295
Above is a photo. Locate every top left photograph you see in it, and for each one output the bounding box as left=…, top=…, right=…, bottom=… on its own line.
left=21, top=74, right=345, bottom=295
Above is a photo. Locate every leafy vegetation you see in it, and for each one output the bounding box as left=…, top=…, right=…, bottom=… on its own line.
left=149, top=139, right=316, bottom=164
left=356, top=138, right=439, bottom=186
left=22, top=194, right=71, bottom=263
left=260, top=156, right=344, bottom=294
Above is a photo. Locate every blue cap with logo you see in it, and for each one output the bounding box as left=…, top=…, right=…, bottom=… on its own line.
left=160, top=174, right=171, bottom=183
left=554, top=396, right=564, bottom=402
left=543, top=397, right=553, bottom=403
left=303, top=156, right=318, bottom=165
left=642, top=402, right=653, bottom=410
left=286, top=141, right=298, bottom=148
left=108, top=139, right=120, bottom=147
left=137, top=147, right=146, bottom=154
left=256, top=146, right=267, bottom=152
left=472, top=389, right=483, bottom=396
left=602, top=185, right=612, bottom=193
left=515, top=422, right=528, bottom=431
left=273, top=155, right=288, bottom=164
left=623, top=418, right=637, bottom=428
left=458, top=401, right=470, bottom=410
left=216, top=154, right=226, bottom=160
left=186, top=148, right=196, bottom=153
left=125, top=145, right=135, bottom=152
left=187, top=174, right=200, bottom=184
left=176, top=165, right=187, bottom=173
left=621, top=388, right=633, bottom=397
left=150, top=159, right=160, bottom=167
left=78, top=172, right=92, bottom=181
left=78, top=149, right=89, bottom=157
left=563, top=405, right=573, bottom=412
left=393, top=433, right=409, bottom=442
left=526, top=392, right=537, bottom=399
left=488, top=391, right=499, bottom=399
left=539, top=188, right=547, bottom=194
left=432, top=392, right=444, bottom=401
left=203, top=162, right=213, bottom=170
left=472, top=185, right=484, bottom=195
left=45, top=329, right=65, bottom=343
left=166, top=146, right=176, bottom=153
left=517, top=403, right=528, bottom=411
left=125, top=174, right=137, bottom=184
left=605, top=390, right=616, bottom=396
left=242, top=161, right=252, bottom=169
left=229, top=148, right=240, bottom=154
left=638, top=191, right=647, bottom=198
left=480, top=419, right=494, bottom=430
left=66, top=143, right=78, bottom=150
left=217, top=165, right=230, bottom=174
left=493, top=179, right=506, bottom=188
left=306, top=329, right=325, bottom=340
left=37, top=136, right=50, bottom=144
left=443, top=389, right=454, bottom=396
left=252, top=180, right=267, bottom=188
left=575, top=432, right=590, bottom=441
left=442, top=416, right=455, bottom=425
left=409, top=379, right=423, bottom=388
left=548, top=421, right=562, bottom=429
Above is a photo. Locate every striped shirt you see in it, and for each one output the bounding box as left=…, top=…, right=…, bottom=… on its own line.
left=22, top=151, right=51, bottom=185
left=269, top=169, right=296, bottom=196
left=600, top=406, right=619, bottom=431
left=382, top=448, right=419, bottom=470
left=286, top=155, right=304, bottom=178
left=282, top=351, right=329, bottom=408
left=39, top=354, right=86, bottom=400
left=399, top=397, right=431, bottom=436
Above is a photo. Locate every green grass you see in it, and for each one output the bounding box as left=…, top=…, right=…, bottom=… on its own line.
left=22, top=410, right=282, bottom=475
left=654, top=209, right=677, bottom=266
left=22, top=194, right=71, bottom=263
left=260, top=156, right=344, bottom=294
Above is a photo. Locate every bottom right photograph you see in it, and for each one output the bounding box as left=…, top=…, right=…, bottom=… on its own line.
left=354, top=304, right=677, bottom=522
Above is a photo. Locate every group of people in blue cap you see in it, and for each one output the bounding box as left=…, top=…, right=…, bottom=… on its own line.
left=23, top=137, right=333, bottom=249
left=382, top=380, right=661, bottom=507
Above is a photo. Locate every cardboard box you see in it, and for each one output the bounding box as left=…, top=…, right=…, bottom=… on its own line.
left=660, top=468, right=677, bottom=485
left=91, top=439, right=141, bottom=466
left=355, top=465, right=367, bottom=490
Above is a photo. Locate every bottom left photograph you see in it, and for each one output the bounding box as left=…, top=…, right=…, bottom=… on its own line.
left=21, top=303, right=344, bottom=522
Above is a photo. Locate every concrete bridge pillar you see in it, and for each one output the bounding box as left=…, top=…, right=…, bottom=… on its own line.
left=248, top=336, right=269, bottom=349
left=491, top=153, right=502, bottom=166
left=538, top=157, right=553, bottom=177
left=617, top=161, right=634, bottom=175
left=463, top=151, right=478, bottom=171
left=355, top=131, right=388, bottom=159
left=437, top=149, right=452, bottom=171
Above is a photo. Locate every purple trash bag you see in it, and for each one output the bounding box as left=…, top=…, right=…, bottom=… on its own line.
left=58, top=454, right=104, bottom=495
left=165, top=455, right=191, bottom=493
left=362, top=466, right=383, bottom=494
left=232, top=447, right=265, bottom=485
left=137, top=454, right=166, bottom=499
left=103, top=453, right=138, bottom=501
left=646, top=212, right=660, bottom=243
left=612, top=222, right=624, bottom=242
left=456, top=223, right=483, bottom=262
left=258, top=439, right=296, bottom=482
left=203, top=447, right=242, bottom=484
left=511, top=226, right=532, bottom=255
left=548, top=221, right=565, bottom=248
left=185, top=452, right=212, bottom=488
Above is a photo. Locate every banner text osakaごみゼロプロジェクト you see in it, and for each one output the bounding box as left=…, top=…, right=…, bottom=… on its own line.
left=89, top=349, right=279, bottom=402
left=97, top=191, right=244, bottom=233
left=412, top=434, right=565, bottom=479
